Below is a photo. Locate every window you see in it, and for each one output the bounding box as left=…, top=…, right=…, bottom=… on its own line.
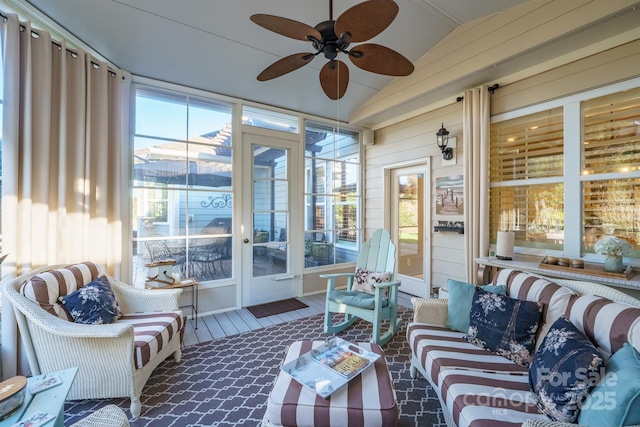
left=490, top=83, right=640, bottom=260
left=490, top=108, right=564, bottom=250
left=132, top=87, right=234, bottom=285
left=582, top=88, right=640, bottom=256
left=304, top=122, right=361, bottom=267
left=242, top=106, right=299, bottom=133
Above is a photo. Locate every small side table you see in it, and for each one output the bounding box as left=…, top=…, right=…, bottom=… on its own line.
left=151, top=278, right=199, bottom=329
left=0, top=367, right=78, bottom=427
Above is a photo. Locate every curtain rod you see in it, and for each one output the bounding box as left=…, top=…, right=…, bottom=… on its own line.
left=456, top=84, right=500, bottom=102
left=0, top=12, right=121, bottom=78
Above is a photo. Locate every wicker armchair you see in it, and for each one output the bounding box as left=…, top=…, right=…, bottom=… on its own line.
left=3, top=264, right=184, bottom=418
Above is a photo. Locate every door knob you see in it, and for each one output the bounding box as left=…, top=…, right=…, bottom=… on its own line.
left=244, top=238, right=249, bottom=243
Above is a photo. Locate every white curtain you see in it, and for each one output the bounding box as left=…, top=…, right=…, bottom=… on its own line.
left=1, top=13, right=129, bottom=377
left=463, top=85, right=490, bottom=284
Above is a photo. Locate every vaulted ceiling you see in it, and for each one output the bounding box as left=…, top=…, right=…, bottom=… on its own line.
left=19, top=0, right=529, bottom=123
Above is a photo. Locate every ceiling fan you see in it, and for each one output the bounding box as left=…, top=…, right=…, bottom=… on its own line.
left=250, top=0, right=414, bottom=100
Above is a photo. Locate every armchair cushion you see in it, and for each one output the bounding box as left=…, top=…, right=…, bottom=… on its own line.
left=529, top=316, right=605, bottom=423
left=327, top=290, right=389, bottom=310
left=20, top=262, right=100, bottom=321
left=353, top=267, right=391, bottom=295
left=117, top=311, right=184, bottom=369
left=466, top=288, right=543, bottom=366
left=58, top=275, right=122, bottom=325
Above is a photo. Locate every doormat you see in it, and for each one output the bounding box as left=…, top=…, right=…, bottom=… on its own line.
left=247, top=298, right=309, bottom=318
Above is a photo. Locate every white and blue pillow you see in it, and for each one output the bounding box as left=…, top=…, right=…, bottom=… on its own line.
left=465, top=288, right=542, bottom=366
left=58, top=275, right=122, bottom=324
left=353, top=267, right=391, bottom=296
left=529, top=316, right=605, bottom=423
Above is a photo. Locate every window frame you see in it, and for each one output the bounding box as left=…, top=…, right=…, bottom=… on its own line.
left=131, top=83, right=235, bottom=284
left=303, top=122, right=362, bottom=267
left=490, top=77, right=640, bottom=263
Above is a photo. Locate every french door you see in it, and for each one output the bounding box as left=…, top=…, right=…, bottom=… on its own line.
left=389, top=164, right=431, bottom=298
left=241, top=128, right=302, bottom=306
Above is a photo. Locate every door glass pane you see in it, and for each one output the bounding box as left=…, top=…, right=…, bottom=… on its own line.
left=253, top=145, right=288, bottom=278
left=397, top=173, right=424, bottom=279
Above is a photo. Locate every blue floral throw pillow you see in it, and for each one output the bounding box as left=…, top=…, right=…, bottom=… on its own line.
left=465, top=288, right=542, bottom=366
left=529, top=316, right=605, bottom=423
left=59, top=275, right=122, bottom=325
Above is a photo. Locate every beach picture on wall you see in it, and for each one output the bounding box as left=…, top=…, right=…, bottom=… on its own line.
left=436, top=175, right=464, bottom=215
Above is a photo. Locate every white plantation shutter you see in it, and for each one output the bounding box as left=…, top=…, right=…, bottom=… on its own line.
left=583, top=88, right=640, bottom=175
left=581, top=87, right=640, bottom=254
left=490, top=108, right=564, bottom=182
left=489, top=108, right=564, bottom=249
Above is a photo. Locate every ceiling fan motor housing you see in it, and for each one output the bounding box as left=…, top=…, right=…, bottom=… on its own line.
left=313, top=20, right=351, bottom=60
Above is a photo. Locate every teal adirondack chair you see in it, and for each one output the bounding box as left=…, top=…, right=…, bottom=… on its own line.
left=321, top=229, right=402, bottom=345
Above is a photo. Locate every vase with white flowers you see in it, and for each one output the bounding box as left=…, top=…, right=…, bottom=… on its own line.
left=593, top=236, right=633, bottom=273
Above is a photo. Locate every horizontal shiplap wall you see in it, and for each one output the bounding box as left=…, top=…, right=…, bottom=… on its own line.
left=365, top=102, right=466, bottom=293
left=351, top=0, right=639, bottom=124
left=492, top=38, right=640, bottom=115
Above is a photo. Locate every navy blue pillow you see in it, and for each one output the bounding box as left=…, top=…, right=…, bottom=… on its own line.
left=529, top=316, right=605, bottom=423
left=465, top=288, right=542, bottom=366
left=59, top=275, right=122, bottom=324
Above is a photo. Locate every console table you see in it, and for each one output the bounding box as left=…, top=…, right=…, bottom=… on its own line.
left=0, top=367, right=77, bottom=427
left=475, top=256, right=640, bottom=293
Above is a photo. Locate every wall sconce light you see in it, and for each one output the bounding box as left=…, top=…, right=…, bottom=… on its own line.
left=437, top=123, right=453, bottom=160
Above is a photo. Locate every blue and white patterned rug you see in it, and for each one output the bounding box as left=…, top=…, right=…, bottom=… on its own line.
left=64, top=308, right=445, bottom=426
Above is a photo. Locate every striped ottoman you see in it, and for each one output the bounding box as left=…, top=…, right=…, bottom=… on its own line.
left=263, top=340, right=398, bottom=427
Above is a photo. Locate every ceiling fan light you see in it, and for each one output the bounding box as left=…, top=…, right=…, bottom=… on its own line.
left=323, top=44, right=339, bottom=60
left=338, top=31, right=352, bottom=44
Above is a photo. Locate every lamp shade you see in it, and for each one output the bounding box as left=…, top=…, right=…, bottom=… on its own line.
left=496, top=231, right=515, bottom=260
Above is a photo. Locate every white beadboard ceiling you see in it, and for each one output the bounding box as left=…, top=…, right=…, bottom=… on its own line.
left=15, top=0, right=529, bottom=123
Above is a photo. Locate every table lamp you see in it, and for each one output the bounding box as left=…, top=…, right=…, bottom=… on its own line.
left=496, top=231, right=515, bottom=260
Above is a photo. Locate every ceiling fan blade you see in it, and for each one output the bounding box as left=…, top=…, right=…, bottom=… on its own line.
left=335, top=0, right=399, bottom=43
left=257, top=53, right=315, bottom=81
left=320, top=60, right=349, bottom=100
left=349, top=43, right=414, bottom=76
left=250, top=14, right=321, bottom=41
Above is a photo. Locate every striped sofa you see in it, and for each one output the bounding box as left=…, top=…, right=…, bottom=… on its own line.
left=4, top=262, right=185, bottom=418
left=407, top=269, right=640, bottom=427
